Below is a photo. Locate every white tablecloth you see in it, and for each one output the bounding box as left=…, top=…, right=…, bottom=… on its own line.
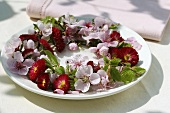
left=0, top=0, right=170, bottom=113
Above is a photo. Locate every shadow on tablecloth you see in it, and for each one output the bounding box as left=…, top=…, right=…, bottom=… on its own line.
left=0, top=1, right=16, bottom=21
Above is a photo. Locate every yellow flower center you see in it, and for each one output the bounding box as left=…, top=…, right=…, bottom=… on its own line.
left=42, top=79, right=46, bottom=86
left=124, top=54, right=130, bottom=61
left=34, top=67, right=38, bottom=73
left=58, top=80, right=65, bottom=88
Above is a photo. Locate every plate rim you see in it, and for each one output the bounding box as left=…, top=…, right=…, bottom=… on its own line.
left=1, top=24, right=152, bottom=100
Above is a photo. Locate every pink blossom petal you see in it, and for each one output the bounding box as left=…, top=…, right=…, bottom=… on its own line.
left=23, top=59, right=34, bottom=67
left=77, top=20, right=85, bottom=26
left=91, top=85, right=107, bottom=92
left=132, top=41, right=142, bottom=51
left=5, top=35, right=21, bottom=55
left=37, top=20, right=44, bottom=31
left=97, top=70, right=109, bottom=87
left=108, top=41, right=118, bottom=47
left=11, top=35, right=21, bottom=48
left=7, top=58, right=16, bottom=68
left=54, top=89, right=65, bottom=94
left=33, top=49, right=40, bottom=57
left=98, top=58, right=104, bottom=66
left=97, top=43, right=108, bottom=49
left=68, top=43, right=78, bottom=51
left=104, top=18, right=112, bottom=26
left=99, top=46, right=109, bottom=56
left=27, top=39, right=35, bottom=49
left=42, top=23, right=52, bottom=37
left=94, top=17, right=105, bottom=27
left=75, top=66, right=87, bottom=78
left=18, top=67, right=28, bottom=75
left=98, top=32, right=106, bottom=42
left=4, top=46, right=15, bottom=55
left=50, top=73, right=58, bottom=82
left=14, top=51, right=24, bottom=62
left=74, top=79, right=90, bottom=93
left=126, top=37, right=135, bottom=42
left=67, top=90, right=80, bottom=94
left=125, top=37, right=142, bottom=51
left=89, top=73, right=100, bottom=85
left=10, top=67, right=20, bottom=74
left=97, top=70, right=107, bottom=77
left=103, top=25, right=109, bottom=31
left=89, top=47, right=97, bottom=53
left=84, top=65, right=93, bottom=75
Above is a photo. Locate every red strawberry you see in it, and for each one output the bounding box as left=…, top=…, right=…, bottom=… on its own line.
left=36, top=73, right=50, bottom=90
left=28, top=59, right=47, bottom=82
left=40, top=39, right=54, bottom=54
left=110, top=31, right=124, bottom=42
left=52, top=27, right=62, bottom=38
left=52, top=27, right=65, bottom=52
left=118, top=47, right=139, bottom=66
left=19, top=34, right=38, bottom=41
left=53, top=74, right=70, bottom=93
left=55, top=40, right=65, bottom=52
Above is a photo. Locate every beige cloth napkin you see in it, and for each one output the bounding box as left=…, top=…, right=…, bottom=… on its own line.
left=26, top=0, right=170, bottom=41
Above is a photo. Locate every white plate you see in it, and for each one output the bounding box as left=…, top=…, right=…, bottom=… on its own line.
left=1, top=25, right=152, bottom=100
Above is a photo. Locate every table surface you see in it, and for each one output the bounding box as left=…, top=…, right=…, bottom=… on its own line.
left=0, top=0, right=170, bottom=113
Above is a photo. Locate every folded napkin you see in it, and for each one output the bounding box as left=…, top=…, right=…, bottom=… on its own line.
left=26, top=0, right=170, bottom=41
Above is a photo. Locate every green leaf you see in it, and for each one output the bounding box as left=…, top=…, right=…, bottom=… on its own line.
left=70, top=69, right=77, bottom=76
left=118, top=42, right=132, bottom=48
left=109, top=58, right=121, bottom=66
left=103, top=65, right=109, bottom=71
left=88, top=39, right=102, bottom=47
left=124, top=62, right=131, bottom=67
left=41, top=16, right=51, bottom=24
left=109, top=23, right=120, bottom=29
left=103, top=56, right=110, bottom=65
left=55, top=66, right=65, bottom=74
left=121, top=67, right=135, bottom=84
left=44, top=50, right=59, bottom=66
left=42, top=58, right=55, bottom=72
left=110, top=66, right=121, bottom=81
left=132, top=66, right=146, bottom=76
left=122, top=43, right=132, bottom=47
left=33, top=24, right=40, bottom=31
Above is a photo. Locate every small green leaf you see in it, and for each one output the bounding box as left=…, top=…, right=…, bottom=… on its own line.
left=109, top=23, right=120, bottom=29
left=118, top=42, right=132, bottom=48
left=109, top=58, right=121, bottom=66
left=132, top=66, right=146, bottom=76
left=88, top=39, right=102, bottom=47
left=42, top=58, right=55, bottom=72
left=124, top=62, right=131, bottom=67
left=44, top=50, right=59, bottom=66
left=103, top=56, right=110, bottom=65
left=70, top=69, right=77, bottom=76
left=103, top=65, right=109, bottom=71
left=41, top=16, right=51, bottom=24
left=122, top=43, right=132, bottom=47
left=55, top=66, right=65, bottom=74
left=110, top=66, right=121, bottom=81
left=33, top=24, right=40, bottom=31
left=121, top=67, right=135, bottom=84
